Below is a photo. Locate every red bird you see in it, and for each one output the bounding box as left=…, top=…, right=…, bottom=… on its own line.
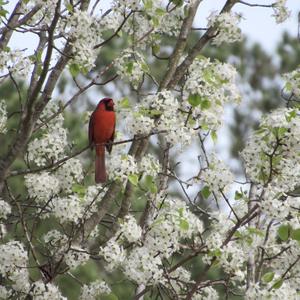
left=89, top=98, right=116, bottom=183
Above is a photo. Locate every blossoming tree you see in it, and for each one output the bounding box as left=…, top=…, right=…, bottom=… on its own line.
left=0, top=0, right=299, bottom=299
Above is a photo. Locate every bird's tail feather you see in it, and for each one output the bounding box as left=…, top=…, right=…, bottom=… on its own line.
left=95, top=146, right=106, bottom=183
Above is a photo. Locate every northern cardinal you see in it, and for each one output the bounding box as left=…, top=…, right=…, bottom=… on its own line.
left=89, top=98, right=115, bottom=183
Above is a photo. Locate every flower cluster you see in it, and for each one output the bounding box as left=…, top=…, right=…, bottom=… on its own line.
left=164, top=267, right=193, bottom=295
left=66, top=10, right=103, bottom=71
left=0, top=241, right=28, bottom=274
left=30, top=281, right=66, bottom=300
left=0, top=100, right=7, bottom=134
left=118, top=214, right=142, bottom=243
left=80, top=185, right=108, bottom=219
left=0, top=198, right=11, bottom=219
left=113, top=0, right=187, bottom=47
left=193, top=286, right=219, bottom=300
left=0, top=49, right=31, bottom=78
left=99, top=196, right=204, bottom=286
left=123, top=246, right=164, bottom=285
left=246, top=282, right=298, bottom=300
left=272, top=0, right=291, bottom=23
left=51, top=195, right=82, bottom=223
left=126, top=90, right=196, bottom=147
left=25, top=172, right=60, bottom=204
left=0, top=241, right=30, bottom=293
left=108, top=154, right=138, bottom=182
left=184, top=57, right=240, bottom=130
left=207, top=11, right=242, bottom=46
left=115, top=50, right=147, bottom=89
left=283, top=67, right=300, bottom=97
left=200, top=154, right=234, bottom=193
left=139, top=154, right=160, bottom=178
left=55, top=158, right=83, bottom=192
left=64, top=246, right=89, bottom=270
left=80, top=280, right=111, bottom=300
left=241, top=108, right=300, bottom=185
left=27, top=123, right=68, bottom=166
left=43, top=229, right=69, bottom=254
left=0, top=286, right=11, bottom=299
left=241, top=108, right=300, bottom=220
left=99, top=239, right=126, bottom=270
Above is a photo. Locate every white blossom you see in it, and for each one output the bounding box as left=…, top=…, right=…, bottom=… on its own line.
left=25, top=172, right=60, bottom=204
left=30, top=281, right=66, bottom=300
left=139, top=154, right=160, bottom=178
left=123, top=246, right=164, bottom=285
left=108, top=154, right=138, bottom=182
left=51, top=195, right=82, bottom=223
left=65, top=246, right=89, bottom=270
left=0, top=241, right=28, bottom=274
left=200, top=154, right=234, bottom=193
left=66, top=10, right=103, bottom=71
left=80, top=280, right=111, bottom=300
left=207, top=11, right=242, bottom=46
left=192, top=286, right=219, bottom=300
left=283, top=67, right=300, bottom=97
left=55, top=158, right=83, bottom=192
left=0, top=241, right=30, bottom=293
left=164, top=267, right=193, bottom=294
left=0, top=199, right=11, bottom=219
left=118, top=215, right=142, bottom=243
left=43, top=230, right=68, bottom=254
left=0, top=49, right=31, bottom=77
left=0, top=286, right=12, bottom=299
left=115, top=50, right=147, bottom=89
left=27, top=126, right=68, bottom=166
left=0, top=100, right=7, bottom=134
left=99, top=239, right=126, bottom=269
left=184, top=57, right=240, bottom=130
left=272, top=0, right=291, bottom=23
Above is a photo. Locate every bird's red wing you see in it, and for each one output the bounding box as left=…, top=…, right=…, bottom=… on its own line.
left=106, top=123, right=115, bottom=154
left=88, top=111, right=95, bottom=147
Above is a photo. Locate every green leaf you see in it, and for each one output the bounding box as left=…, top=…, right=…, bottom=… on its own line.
left=291, top=228, right=300, bottom=241
left=151, top=16, right=159, bottom=27
left=144, top=0, right=153, bottom=10
left=141, top=62, right=149, bottom=73
left=66, top=3, right=73, bottom=12
left=277, top=127, right=287, bottom=136
left=152, top=44, right=160, bottom=54
left=178, top=207, right=184, bottom=217
left=69, top=63, right=80, bottom=77
left=286, top=110, right=297, bottom=122
left=179, top=219, right=189, bottom=231
left=142, top=175, right=157, bottom=194
left=201, top=186, right=211, bottom=199
left=188, top=94, right=201, bottom=107
left=234, top=191, right=243, bottom=200
left=285, top=81, right=292, bottom=92
left=247, top=227, right=264, bottom=237
left=170, top=0, right=183, bottom=6
left=101, top=294, right=119, bottom=300
left=272, top=279, right=283, bottom=289
left=211, top=130, right=217, bottom=143
left=126, top=62, right=134, bottom=74
left=155, top=8, right=165, bottom=16
left=119, top=97, right=130, bottom=109
left=262, top=272, right=274, bottom=283
left=128, top=174, right=139, bottom=186
left=72, top=184, right=86, bottom=198
left=0, top=9, right=8, bottom=18
left=200, top=98, right=211, bottom=110
left=277, top=224, right=290, bottom=241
